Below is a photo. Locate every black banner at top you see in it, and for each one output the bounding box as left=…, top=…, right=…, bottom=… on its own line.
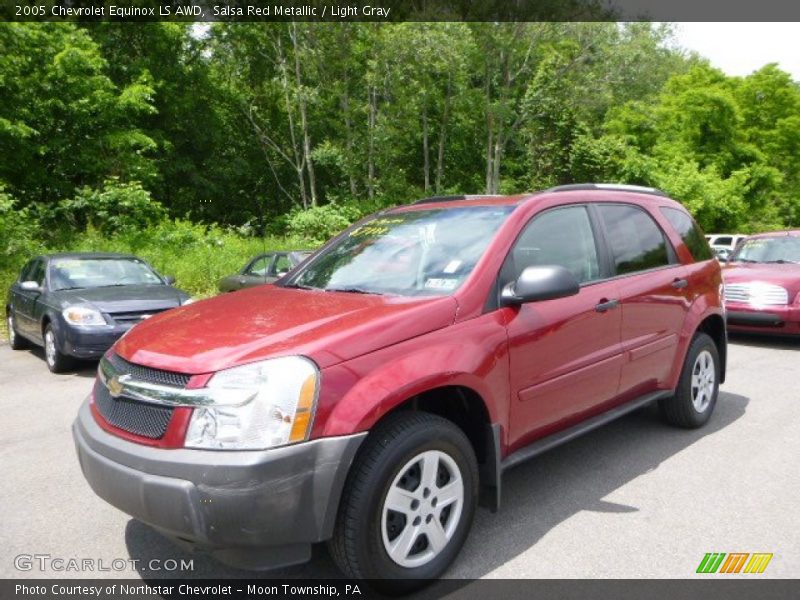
left=3, top=0, right=800, bottom=22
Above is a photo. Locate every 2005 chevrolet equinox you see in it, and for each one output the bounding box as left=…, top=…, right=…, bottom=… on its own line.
left=73, top=184, right=726, bottom=591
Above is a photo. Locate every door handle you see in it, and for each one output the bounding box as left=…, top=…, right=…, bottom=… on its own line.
left=671, top=278, right=689, bottom=289
left=595, top=299, right=619, bottom=312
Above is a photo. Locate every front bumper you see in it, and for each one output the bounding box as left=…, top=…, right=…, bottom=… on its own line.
left=60, top=324, right=130, bottom=359
left=725, top=303, right=800, bottom=335
left=72, top=399, right=366, bottom=570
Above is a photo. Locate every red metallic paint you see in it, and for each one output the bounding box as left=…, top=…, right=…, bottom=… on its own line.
left=723, top=230, right=800, bottom=336
left=102, top=190, right=725, bottom=458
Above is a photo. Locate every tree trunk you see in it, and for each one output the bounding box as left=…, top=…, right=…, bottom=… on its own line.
left=435, top=76, right=452, bottom=194
left=341, top=92, right=358, bottom=197
left=367, top=85, right=377, bottom=200
left=275, top=35, right=306, bottom=208
left=422, top=104, right=430, bottom=193
left=290, top=23, right=317, bottom=207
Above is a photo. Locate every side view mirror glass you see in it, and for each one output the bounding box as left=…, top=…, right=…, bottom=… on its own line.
left=501, top=265, right=580, bottom=306
left=20, top=280, right=43, bottom=293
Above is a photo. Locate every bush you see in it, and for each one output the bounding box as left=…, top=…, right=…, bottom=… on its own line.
left=286, top=203, right=365, bottom=244
left=52, top=179, right=167, bottom=236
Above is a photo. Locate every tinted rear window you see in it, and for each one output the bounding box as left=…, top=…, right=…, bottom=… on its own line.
left=660, top=207, right=713, bottom=261
left=597, top=204, right=674, bottom=275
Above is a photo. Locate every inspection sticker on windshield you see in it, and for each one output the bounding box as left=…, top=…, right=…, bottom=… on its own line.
left=443, top=260, right=462, bottom=274
left=424, top=278, right=458, bottom=290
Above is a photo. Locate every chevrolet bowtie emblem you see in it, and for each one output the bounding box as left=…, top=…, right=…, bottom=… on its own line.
left=107, top=374, right=130, bottom=398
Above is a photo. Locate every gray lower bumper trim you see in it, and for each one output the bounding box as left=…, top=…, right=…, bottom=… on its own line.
left=73, top=399, right=366, bottom=568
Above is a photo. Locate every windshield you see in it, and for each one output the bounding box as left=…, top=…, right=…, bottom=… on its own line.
left=49, top=258, right=164, bottom=291
left=287, top=206, right=514, bottom=296
left=731, top=236, right=800, bottom=264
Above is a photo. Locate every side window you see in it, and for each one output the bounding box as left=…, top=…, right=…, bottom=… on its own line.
left=510, top=206, right=601, bottom=284
left=660, top=207, right=713, bottom=261
left=19, top=260, right=35, bottom=282
left=597, top=204, right=674, bottom=275
left=714, top=236, right=732, bottom=247
left=245, top=256, right=272, bottom=276
left=272, top=255, right=292, bottom=276
left=30, top=260, right=46, bottom=286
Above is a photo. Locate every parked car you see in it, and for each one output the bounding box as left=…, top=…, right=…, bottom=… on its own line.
left=705, top=233, right=746, bottom=252
left=712, top=246, right=732, bottom=262
left=723, top=230, right=800, bottom=335
left=6, top=253, right=192, bottom=372
left=73, top=185, right=725, bottom=591
left=218, top=250, right=311, bottom=292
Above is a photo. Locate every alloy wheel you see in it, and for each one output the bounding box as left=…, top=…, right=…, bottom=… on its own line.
left=45, top=330, right=56, bottom=367
left=691, top=349, right=715, bottom=413
left=381, top=450, right=464, bottom=568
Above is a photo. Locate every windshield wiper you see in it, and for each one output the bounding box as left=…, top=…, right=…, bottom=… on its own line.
left=283, top=282, right=318, bottom=290
left=324, top=286, right=381, bottom=295
left=766, top=259, right=799, bottom=264
left=54, top=286, right=85, bottom=291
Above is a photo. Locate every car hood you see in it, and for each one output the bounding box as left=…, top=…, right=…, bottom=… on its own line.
left=114, top=285, right=458, bottom=374
left=723, top=263, right=800, bottom=297
left=54, top=284, right=188, bottom=313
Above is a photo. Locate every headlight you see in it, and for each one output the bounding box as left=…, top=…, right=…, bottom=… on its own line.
left=184, top=356, right=319, bottom=450
left=182, top=297, right=196, bottom=305
left=62, top=306, right=106, bottom=326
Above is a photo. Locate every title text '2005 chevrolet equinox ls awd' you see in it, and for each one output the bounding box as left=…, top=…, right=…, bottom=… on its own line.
left=73, top=184, right=726, bottom=591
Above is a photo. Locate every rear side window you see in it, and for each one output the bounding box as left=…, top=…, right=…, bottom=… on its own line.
left=510, top=205, right=601, bottom=284
left=597, top=204, right=674, bottom=275
left=660, top=207, right=713, bottom=261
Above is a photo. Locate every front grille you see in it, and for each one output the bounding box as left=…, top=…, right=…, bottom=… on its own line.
left=107, top=353, right=191, bottom=388
left=94, top=383, right=173, bottom=439
left=724, top=282, right=788, bottom=306
left=109, top=309, right=166, bottom=324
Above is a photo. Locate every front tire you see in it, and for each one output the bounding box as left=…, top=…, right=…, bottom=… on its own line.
left=329, top=412, right=478, bottom=593
left=660, top=332, right=720, bottom=428
left=7, top=312, right=28, bottom=350
left=43, top=324, right=74, bottom=373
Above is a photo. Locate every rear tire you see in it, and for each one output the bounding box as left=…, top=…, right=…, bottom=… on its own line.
left=44, top=324, right=74, bottom=373
left=7, top=312, right=28, bottom=350
left=329, top=412, right=478, bottom=594
left=659, top=332, right=720, bottom=428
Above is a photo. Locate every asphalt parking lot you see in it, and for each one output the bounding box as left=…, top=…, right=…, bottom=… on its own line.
left=0, top=335, right=798, bottom=580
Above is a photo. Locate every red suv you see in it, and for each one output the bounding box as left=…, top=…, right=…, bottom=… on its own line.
left=73, top=184, right=725, bottom=590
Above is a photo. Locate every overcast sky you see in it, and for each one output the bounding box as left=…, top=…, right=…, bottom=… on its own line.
left=673, top=23, right=800, bottom=80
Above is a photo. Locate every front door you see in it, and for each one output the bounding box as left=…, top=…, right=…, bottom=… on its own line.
left=505, top=205, right=623, bottom=450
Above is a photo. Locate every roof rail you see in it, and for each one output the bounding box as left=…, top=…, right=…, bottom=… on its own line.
left=546, top=183, right=668, bottom=197
left=412, top=194, right=503, bottom=205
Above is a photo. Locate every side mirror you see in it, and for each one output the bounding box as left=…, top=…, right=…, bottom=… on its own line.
left=501, top=265, right=580, bottom=306
left=20, top=280, right=43, bottom=293
left=163, top=275, right=176, bottom=285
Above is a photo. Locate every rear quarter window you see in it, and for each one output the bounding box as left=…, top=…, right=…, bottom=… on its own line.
left=660, top=207, right=713, bottom=261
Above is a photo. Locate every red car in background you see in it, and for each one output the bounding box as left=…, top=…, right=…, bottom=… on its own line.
left=723, top=230, right=800, bottom=335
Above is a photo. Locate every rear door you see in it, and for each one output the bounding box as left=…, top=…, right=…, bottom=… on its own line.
left=594, top=204, right=689, bottom=398
left=506, top=205, right=623, bottom=449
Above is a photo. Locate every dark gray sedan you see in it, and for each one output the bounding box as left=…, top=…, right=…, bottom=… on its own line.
left=218, top=251, right=311, bottom=292
left=5, top=253, right=192, bottom=372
